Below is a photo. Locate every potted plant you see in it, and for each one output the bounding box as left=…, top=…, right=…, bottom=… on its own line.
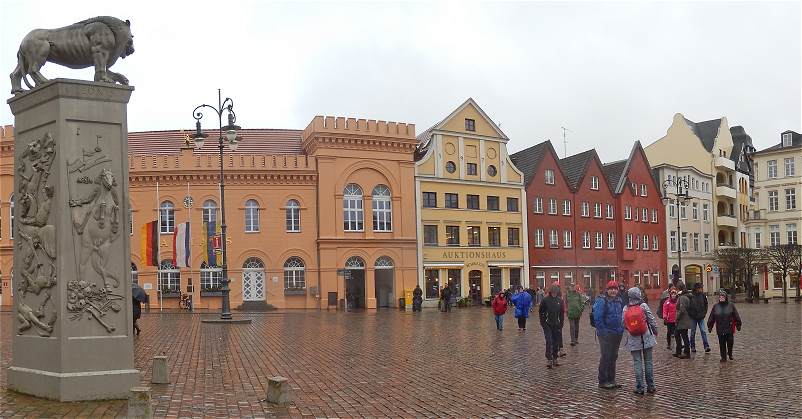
left=200, top=285, right=223, bottom=297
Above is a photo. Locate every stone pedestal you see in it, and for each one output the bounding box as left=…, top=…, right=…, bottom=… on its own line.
left=267, top=376, right=291, bottom=405
left=151, top=356, right=168, bottom=384
left=128, top=386, right=153, bottom=418
left=7, top=79, right=139, bottom=401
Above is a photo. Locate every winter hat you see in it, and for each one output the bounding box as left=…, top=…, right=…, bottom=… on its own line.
left=717, top=288, right=730, bottom=301
left=606, top=280, right=619, bottom=289
left=627, top=287, right=643, bottom=305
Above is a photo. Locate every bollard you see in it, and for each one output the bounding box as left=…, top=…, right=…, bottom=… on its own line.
left=152, top=355, right=169, bottom=384
left=267, top=376, right=291, bottom=405
left=128, top=386, right=153, bottom=419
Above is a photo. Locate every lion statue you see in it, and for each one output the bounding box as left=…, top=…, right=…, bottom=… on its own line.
left=10, top=16, right=134, bottom=94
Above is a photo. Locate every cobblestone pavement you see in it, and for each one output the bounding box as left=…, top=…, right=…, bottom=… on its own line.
left=0, top=301, right=800, bottom=418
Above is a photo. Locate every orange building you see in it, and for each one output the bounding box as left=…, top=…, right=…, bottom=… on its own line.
left=0, top=116, right=418, bottom=310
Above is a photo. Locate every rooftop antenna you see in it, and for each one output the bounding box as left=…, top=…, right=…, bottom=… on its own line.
left=560, top=126, right=573, bottom=158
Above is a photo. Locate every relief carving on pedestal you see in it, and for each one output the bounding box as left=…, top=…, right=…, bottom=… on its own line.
left=66, top=133, right=123, bottom=332
left=15, top=132, right=58, bottom=336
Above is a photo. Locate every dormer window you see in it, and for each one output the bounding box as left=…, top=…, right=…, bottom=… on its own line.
left=465, top=119, right=476, bottom=132
left=783, top=132, right=792, bottom=147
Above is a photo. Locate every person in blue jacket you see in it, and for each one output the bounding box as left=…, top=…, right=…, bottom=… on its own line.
left=593, top=280, right=625, bottom=390
left=511, top=285, right=533, bottom=331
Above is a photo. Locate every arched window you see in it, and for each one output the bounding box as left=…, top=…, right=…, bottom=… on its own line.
left=245, top=199, right=260, bottom=232
left=284, top=257, right=305, bottom=289
left=375, top=256, right=394, bottom=269
left=371, top=185, right=392, bottom=232
left=158, top=259, right=180, bottom=293
left=200, top=261, right=222, bottom=291
left=159, top=201, right=175, bottom=234
left=131, top=263, right=138, bottom=284
left=9, top=194, right=14, bottom=240
left=202, top=199, right=217, bottom=224
left=345, top=256, right=365, bottom=269
left=286, top=199, right=300, bottom=232
left=343, top=184, right=364, bottom=231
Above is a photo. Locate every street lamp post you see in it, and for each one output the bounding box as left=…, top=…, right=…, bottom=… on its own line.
left=191, top=89, right=249, bottom=323
left=662, top=176, right=691, bottom=285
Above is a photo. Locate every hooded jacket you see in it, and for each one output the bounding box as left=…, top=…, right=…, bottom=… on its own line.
left=707, top=290, right=743, bottom=335
left=492, top=294, right=507, bottom=315
left=539, top=284, right=565, bottom=327
left=567, top=288, right=585, bottom=319
left=593, top=292, right=624, bottom=336
left=511, top=290, right=532, bottom=318
left=662, top=296, right=678, bottom=323
left=622, top=287, right=658, bottom=351
left=674, top=282, right=693, bottom=329
left=689, top=288, right=708, bottom=321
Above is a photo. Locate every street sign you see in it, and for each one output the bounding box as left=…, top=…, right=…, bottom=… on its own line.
left=705, top=264, right=712, bottom=272
left=713, top=265, right=719, bottom=273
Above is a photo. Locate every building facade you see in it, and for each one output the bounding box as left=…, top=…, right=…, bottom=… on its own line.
left=746, top=130, right=802, bottom=298
left=644, top=113, right=756, bottom=290
left=0, top=116, right=419, bottom=310
left=415, top=99, right=528, bottom=306
left=512, top=141, right=618, bottom=293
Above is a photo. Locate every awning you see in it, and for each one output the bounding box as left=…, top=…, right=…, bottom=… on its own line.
left=423, top=262, right=465, bottom=268
left=488, top=261, right=524, bottom=267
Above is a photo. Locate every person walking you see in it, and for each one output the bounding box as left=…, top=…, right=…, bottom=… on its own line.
left=567, top=283, right=586, bottom=346
left=535, top=287, right=545, bottom=306
left=673, top=281, right=692, bottom=359
left=707, top=289, right=743, bottom=362
left=412, top=284, right=423, bottom=312
left=593, top=280, right=625, bottom=390
left=511, top=285, right=533, bottom=331
left=661, top=288, right=678, bottom=350
left=492, top=291, right=507, bottom=331
left=132, top=296, right=142, bottom=336
left=622, top=287, right=658, bottom=395
left=441, top=285, right=452, bottom=312
left=540, top=283, right=565, bottom=368
left=688, top=282, right=711, bottom=353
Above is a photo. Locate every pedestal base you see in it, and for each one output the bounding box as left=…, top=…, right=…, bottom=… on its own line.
left=8, top=366, right=140, bottom=402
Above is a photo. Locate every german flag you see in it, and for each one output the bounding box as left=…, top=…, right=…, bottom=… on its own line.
left=140, top=221, right=159, bottom=266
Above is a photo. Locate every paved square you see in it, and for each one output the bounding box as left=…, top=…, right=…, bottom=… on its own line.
left=1, top=301, right=800, bottom=418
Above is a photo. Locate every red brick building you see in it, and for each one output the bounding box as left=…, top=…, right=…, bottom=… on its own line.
left=603, top=142, right=668, bottom=301
left=512, top=140, right=667, bottom=300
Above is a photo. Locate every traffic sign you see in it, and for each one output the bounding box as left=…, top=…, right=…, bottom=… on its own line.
left=705, top=264, right=712, bottom=272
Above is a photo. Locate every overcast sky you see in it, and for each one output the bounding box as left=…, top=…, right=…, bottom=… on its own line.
left=1, top=1, right=800, bottom=161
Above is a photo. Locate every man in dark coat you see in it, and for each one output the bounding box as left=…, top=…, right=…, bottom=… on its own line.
left=441, top=285, right=452, bottom=312
left=540, top=283, right=565, bottom=368
left=688, top=282, right=710, bottom=353
left=673, top=281, right=693, bottom=358
left=707, top=289, right=742, bottom=362
left=412, top=285, right=423, bottom=311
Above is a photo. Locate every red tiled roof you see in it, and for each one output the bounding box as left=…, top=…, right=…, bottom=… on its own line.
left=127, top=129, right=303, bottom=155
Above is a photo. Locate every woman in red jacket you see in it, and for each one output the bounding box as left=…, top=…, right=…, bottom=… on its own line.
left=492, top=292, right=508, bottom=331
left=661, top=289, right=678, bottom=350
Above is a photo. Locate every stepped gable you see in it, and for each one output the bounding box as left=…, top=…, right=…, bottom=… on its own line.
left=128, top=128, right=303, bottom=155
left=558, top=149, right=596, bottom=190
left=510, top=141, right=551, bottom=186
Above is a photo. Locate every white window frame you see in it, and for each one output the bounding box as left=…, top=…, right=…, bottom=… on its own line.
left=343, top=184, right=364, bottom=231
left=704, top=234, right=710, bottom=252
left=785, top=157, right=795, bottom=177
left=202, top=199, right=217, bottom=224
left=581, top=202, right=590, bottom=217
left=245, top=199, right=260, bottom=233
left=670, top=231, right=677, bottom=252
left=643, top=235, right=649, bottom=250
left=545, top=169, right=555, bottom=185
left=563, top=230, right=572, bottom=248
left=548, top=198, right=558, bottom=215
left=159, top=201, right=175, bottom=234
left=591, top=176, right=599, bottom=190
left=651, top=208, right=658, bottom=223
left=692, top=203, right=698, bottom=220
left=787, top=224, right=798, bottom=245
left=786, top=188, right=797, bottom=210
left=769, top=190, right=779, bottom=212
left=534, top=197, right=543, bottom=213
left=652, top=234, right=659, bottom=250
left=563, top=200, right=571, bottom=216
left=624, top=205, right=632, bottom=220
left=534, top=229, right=544, bottom=247
left=582, top=232, right=591, bottom=249
left=595, top=232, right=603, bottom=249
left=625, top=233, right=633, bottom=249
left=200, top=261, right=222, bottom=290
left=606, top=203, right=613, bottom=219
left=640, top=184, right=647, bottom=197
left=371, top=185, right=392, bottom=232
left=284, top=257, right=306, bottom=289
left=594, top=202, right=602, bottom=218
left=768, top=160, right=777, bottom=179
left=642, top=208, right=648, bottom=222
left=285, top=199, right=300, bottom=232
left=607, top=233, right=615, bottom=249
left=703, top=203, right=709, bottom=222
left=549, top=229, right=559, bottom=248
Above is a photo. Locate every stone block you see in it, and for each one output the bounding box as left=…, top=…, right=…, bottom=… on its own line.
left=267, top=376, right=290, bottom=405
left=152, top=356, right=169, bottom=384
left=128, top=386, right=152, bottom=418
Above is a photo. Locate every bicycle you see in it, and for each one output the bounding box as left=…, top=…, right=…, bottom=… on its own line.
left=179, top=293, right=193, bottom=311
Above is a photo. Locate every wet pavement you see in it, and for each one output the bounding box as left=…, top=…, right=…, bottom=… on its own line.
left=0, top=301, right=800, bottom=418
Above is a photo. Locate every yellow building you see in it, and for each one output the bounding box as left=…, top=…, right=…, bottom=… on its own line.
left=414, top=99, right=528, bottom=306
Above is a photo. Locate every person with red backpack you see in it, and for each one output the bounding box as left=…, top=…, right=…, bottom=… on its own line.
left=622, top=287, right=658, bottom=395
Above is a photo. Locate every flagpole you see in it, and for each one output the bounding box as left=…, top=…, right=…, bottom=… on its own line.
left=157, top=181, right=162, bottom=312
